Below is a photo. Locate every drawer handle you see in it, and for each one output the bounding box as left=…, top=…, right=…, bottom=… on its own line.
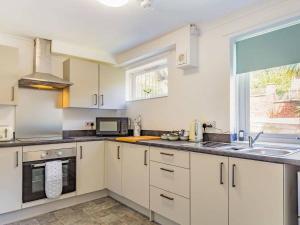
left=144, top=150, right=148, bottom=166
left=117, top=146, right=121, bottom=159
left=80, top=146, right=83, bottom=159
left=160, top=194, right=174, bottom=201
left=160, top=152, right=174, bottom=156
left=160, top=168, right=174, bottom=173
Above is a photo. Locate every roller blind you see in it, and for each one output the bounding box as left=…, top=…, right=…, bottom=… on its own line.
left=236, top=23, right=300, bottom=74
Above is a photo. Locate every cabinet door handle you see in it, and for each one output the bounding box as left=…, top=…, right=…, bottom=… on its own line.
left=160, top=152, right=174, bottom=157
left=15, top=151, right=19, bottom=167
left=144, top=150, right=148, bottom=166
left=11, top=86, right=15, bottom=102
left=101, top=94, right=104, bottom=106
left=93, top=94, right=98, bottom=106
left=220, top=162, right=224, bottom=185
left=117, top=146, right=120, bottom=159
left=160, top=194, right=174, bottom=201
left=80, top=146, right=83, bottom=159
left=232, top=164, right=236, bottom=187
left=160, top=168, right=174, bottom=173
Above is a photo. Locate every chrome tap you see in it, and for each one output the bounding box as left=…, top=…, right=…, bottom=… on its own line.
left=248, top=131, right=264, bottom=148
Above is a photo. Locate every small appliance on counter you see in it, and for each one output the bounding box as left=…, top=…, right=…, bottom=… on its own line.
left=0, top=126, right=14, bottom=142
left=96, top=117, right=129, bottom=136
left=189, top=119, right=203, bottom=142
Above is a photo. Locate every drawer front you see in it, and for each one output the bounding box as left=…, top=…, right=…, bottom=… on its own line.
left=150, top=161, right=190, bottom=198
left=150, top=186, right=190, bottom=225
left=150, top=147, right=190, bottom=168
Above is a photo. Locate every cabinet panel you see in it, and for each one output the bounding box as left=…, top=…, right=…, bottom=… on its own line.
left=229, top=158, right=284, bottom=225
left=77, top=141, right=105, bottom=195
left=150, top=186, right=190, bottom=225
left=122, top=143, right=149, bottom=208
left=150, top=161, right=190, bottom=198
left=0, top=45, right=18, bottom=105
left=0, top=147, right=22, bottom=214
left=99, top=64, right=126, bottom=109
left=63, top=58, right=99, bottom=108
left=191, top=153, right=228, bottom=225
left=105, top=141, right=122, bottom=195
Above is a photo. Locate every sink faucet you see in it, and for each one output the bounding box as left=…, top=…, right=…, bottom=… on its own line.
left=248, top=131, right=264, bottom=148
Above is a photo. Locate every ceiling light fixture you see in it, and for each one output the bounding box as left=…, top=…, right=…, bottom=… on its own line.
left=98, top=0, right=128, bottom=7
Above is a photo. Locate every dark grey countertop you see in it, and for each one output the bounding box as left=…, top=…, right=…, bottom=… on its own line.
left=1, top=136, right=300, bottom=166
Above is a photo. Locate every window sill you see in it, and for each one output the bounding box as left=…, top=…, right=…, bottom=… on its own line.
left=126, top=95, right=168, bottom=103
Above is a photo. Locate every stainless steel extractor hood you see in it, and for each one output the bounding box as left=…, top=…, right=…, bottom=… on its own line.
left=19, top=38, right=73, bottom=89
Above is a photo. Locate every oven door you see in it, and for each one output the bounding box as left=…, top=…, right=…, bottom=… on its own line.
left=22, top=157, right=76, bottom=203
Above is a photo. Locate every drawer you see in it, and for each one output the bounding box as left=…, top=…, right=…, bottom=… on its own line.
left=150, top=186, right=190, bottom=225
left=150, top=161, right=190, bottom=198
left=150, top=147, right=190, bottom=168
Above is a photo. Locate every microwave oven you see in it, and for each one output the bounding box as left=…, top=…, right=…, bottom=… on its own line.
left=96, top=117, right=129, bottom=136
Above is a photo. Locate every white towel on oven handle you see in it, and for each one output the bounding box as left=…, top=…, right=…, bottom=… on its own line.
left=45, top=160, right=63, bottom=199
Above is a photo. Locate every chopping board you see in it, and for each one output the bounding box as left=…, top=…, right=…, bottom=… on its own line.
left=115, top=136, right=161, bottom=143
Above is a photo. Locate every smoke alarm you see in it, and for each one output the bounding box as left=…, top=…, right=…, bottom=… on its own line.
left=140, top=0, right=152, bottom=8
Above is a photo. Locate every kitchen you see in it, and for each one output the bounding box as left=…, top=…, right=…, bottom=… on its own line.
left=1, top=0, right=300, bottom=225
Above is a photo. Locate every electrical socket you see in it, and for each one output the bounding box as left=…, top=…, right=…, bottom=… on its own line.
left=85, top=121, right=95, bottom=129
left=206, top=121, right=216, bottom=129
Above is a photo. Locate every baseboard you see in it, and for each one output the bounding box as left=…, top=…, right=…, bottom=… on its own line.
left=0, top=189, right=108, bottom=225
left=108, top=191, right=179, bottom=225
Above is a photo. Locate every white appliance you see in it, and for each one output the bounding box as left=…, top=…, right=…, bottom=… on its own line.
left=189, top=120, right=203, bottom=142
left=0, top=126, right=13, bottom=141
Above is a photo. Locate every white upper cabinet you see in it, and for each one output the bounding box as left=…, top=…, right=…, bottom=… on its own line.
left=122, top=143, right=149, bottom=208
left=0, top=147, right=22, bottom=214
left=229, top=158, right=284, bottom=225
left=63, top=58, right=99, bottom=108
left=76, top=141, right=105, bottom=195
left=63, top=58, right=126, bottom=109
left=99, top=64, right=126, bottom=109
left=0, top=45, right=19, bottom=105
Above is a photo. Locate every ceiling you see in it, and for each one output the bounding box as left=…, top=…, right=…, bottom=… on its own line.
left=0, top=0, right=268, bottom=54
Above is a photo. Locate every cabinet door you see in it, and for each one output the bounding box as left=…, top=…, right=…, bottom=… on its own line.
left=99, top=64, right=126, bottom=109
left=63, top=58, right=99, bottom=108
left=122, top=143, right=149, bottom=208
left=105, top=141, right=122, bottom=195
left=77, top=141, right=105, bottom=195
left=191, top=153, right=228, bottom=225
left=0, top=147, right=22, bottom=214
left=229, top=158, right=284, bottom=225
left=0, top=45, right=18, bottom=105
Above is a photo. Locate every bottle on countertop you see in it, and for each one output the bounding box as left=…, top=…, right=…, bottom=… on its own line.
left=133, top=115, right=142, bottom=137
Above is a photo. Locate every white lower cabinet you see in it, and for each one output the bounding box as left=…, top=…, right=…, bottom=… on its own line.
left=77, top=141, right=105, bottom=195
left=0, top=147, right=22, bottom=214
left=191, top=153, right=228, bottom=225
left=122, top=143, right=149, bottom=208
left=105, top=141, right=122, bottom=195
left=229, top=158, right=284, bottom=225
left=150, top=186, right=190, bottom=225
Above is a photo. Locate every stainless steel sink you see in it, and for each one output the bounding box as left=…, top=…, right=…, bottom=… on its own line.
left=240, top=148, right=296, bottom=157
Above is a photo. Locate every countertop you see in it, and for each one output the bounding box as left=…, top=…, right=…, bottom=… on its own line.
left=1, top=136, right=300, bottom=166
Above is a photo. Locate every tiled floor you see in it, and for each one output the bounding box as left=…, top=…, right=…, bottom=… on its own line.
left=7, top=197, right=157, bottom=225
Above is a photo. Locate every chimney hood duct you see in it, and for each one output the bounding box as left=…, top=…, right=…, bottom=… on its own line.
left=19, top=38, right=73, bottom=89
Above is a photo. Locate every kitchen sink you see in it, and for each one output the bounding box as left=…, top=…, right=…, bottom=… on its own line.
left=240, top=148, right=296, bottom=157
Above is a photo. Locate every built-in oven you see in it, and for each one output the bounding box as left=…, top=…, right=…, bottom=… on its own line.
left=96, top=117, right=129, bottom=136
left=22, top=147, right=76, bottom=203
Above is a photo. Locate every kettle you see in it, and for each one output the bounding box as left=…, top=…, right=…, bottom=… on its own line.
left=189, top=120, right=203, bottom=142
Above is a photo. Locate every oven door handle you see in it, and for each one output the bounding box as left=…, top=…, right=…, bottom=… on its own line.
left=31, top=160, right=70, bottom=168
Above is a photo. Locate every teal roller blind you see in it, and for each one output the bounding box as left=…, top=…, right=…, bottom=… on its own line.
left=236, top=23, right=300, bottom=74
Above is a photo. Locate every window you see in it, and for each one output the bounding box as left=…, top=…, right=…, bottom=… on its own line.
left=126, top=58, right=168, bottom=101
left=236, top=22, right=300, bottom=141
left=238, top=64, right=300, bottom=137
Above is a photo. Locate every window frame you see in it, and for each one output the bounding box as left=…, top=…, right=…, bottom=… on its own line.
left=236, top=71, right=300, bottom=144
left=125, top=56, right=169, bottom=102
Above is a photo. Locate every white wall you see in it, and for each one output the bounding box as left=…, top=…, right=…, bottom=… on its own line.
left=0, top=33, right=119, bottom=131
left=117, top=0, right=300, bottom=133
